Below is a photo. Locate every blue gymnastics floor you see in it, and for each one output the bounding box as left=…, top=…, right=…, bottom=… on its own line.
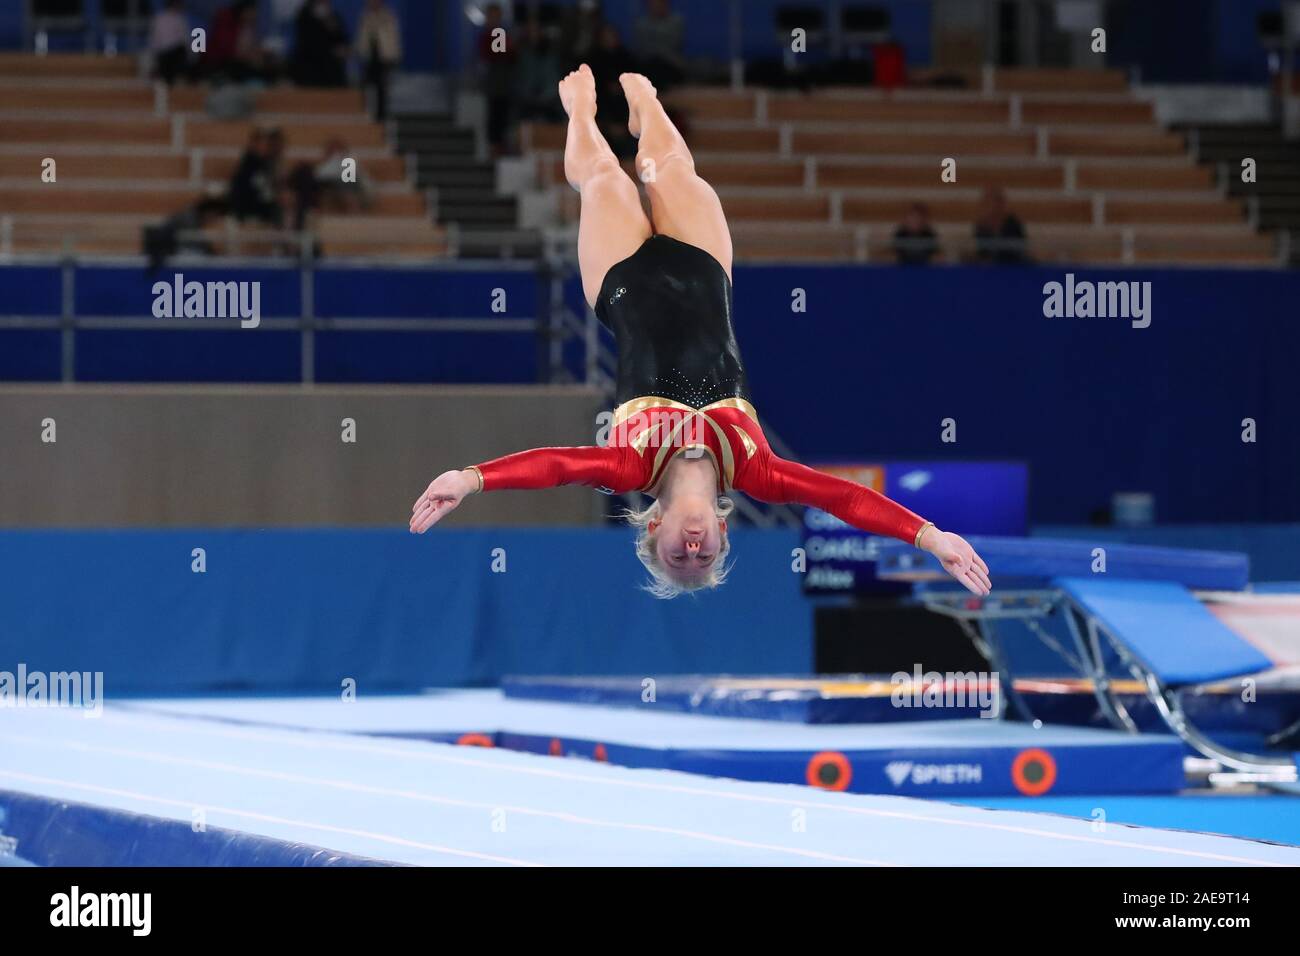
left=1, top=699, right=1299, bottom=866
left=954, top=796, right=1300, bottom=848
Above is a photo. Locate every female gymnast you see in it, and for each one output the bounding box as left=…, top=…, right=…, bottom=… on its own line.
left=411, top=66, right=991, bottom=599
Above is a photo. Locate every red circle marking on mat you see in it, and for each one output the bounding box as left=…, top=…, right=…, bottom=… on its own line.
left=549, top=738, right=564, bottom=756
left=1011, top=748, right=1057, bottom=796
left=806, top=751, right=852, bottom=791
left=593, top=743, right=609, bottom=762
left=457, top=733, right=494, bottom=748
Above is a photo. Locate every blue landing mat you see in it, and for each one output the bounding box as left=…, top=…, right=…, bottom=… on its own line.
left=124, top=691, right=1184, bottom=798
left=876, top=536, right=1250, bottom=590
left=1, top=703, right=1297, bottom=866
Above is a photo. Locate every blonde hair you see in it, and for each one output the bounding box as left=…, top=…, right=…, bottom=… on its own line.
left=622, top=497, right=735, bottom=599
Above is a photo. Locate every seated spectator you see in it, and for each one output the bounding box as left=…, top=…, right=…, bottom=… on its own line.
left=561, top=0, right=605, bottom=69
left=143, top=195, right=228, bottom=271
left=973, top=186, right=1027, bottom=264
left=588, top=23, right=637, bottom=155
left=287, top=138, right=373, bottom=230
left=206, top=0, right=278, bottom=84
left=633, top=0, right=685, bottom=90
left=227, top=128, right=283, bottom=226
left=478, top=3, right=517, bottom=156
left=292, top=0, right=349, bottom=87
left=355, top=0, right=402, bottom=120
left=149, top=0, right=191, bottom=86
left=892, top=202, right=939, bottom=265
left=515, top=20, right=563, bottom=121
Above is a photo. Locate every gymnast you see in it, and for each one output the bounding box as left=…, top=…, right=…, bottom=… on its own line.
left=411, top=66, right=991, bottom=599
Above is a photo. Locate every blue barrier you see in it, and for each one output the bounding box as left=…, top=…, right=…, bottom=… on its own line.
left=0, top=528, right=810, bottom=694
left=0, top=263, right=543, bottom=384
left=5, top=262, right=1298, bottom=523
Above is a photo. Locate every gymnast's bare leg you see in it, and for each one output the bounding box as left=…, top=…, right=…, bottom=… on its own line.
left=559, top=64, right=654, bottom=308
left=620, top=72, right=733, bottom=279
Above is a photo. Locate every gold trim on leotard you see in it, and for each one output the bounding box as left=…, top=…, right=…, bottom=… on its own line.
left=731, top=423, right=758, bottom=459
left=615, top=396, right=755, bottom=493
left=612, top=395, right=759, bottom=427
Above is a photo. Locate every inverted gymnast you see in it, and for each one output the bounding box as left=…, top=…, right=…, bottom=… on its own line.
left=411, top=66, right=991, bottom=599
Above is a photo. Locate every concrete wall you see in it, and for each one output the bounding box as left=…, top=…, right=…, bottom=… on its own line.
left=0, top=384, right=607, bottom=528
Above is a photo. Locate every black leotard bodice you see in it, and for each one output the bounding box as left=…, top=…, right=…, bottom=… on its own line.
left=594, top=235, right=752, bottom=408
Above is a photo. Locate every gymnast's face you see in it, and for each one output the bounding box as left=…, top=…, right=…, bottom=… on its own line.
left=649, top=496, right=726, bottom=585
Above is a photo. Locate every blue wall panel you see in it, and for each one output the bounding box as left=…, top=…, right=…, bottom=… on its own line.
left=728, top=264, right=1300, bottom=524
left=0, top=528, right=811, bottom=694
left=0, top=330, right=61, bottom=381
left=314, top=329, right=537, bottom=383
left=312, top=267, right=540, bottom=319
left=0, top=267, right=61, bottom=317
left=77, top=266, right=301, bottom=318
left=75, top=329, right=301, bottom=382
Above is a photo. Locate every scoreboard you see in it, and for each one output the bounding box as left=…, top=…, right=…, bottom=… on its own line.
left=801, top=461, right=1029, bottom=595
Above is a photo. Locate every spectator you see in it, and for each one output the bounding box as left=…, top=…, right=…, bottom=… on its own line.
left=588, top=22, right=636, bottom=149
left=227, top=128, right=283, bottom=226
left=892, top=202, right=939, bottom=265
left=149, top=0, right=191, bottom=86
left=143, top=196, right=228, bottom=271
left=292, top=0, right=349, bottom=87
left=478, top=3, right=516, bottom=156
left=561, top=0, right=604, bottom=69
left=287, top=138, right=372, bottom=230
left=633, top=0, right=685, bottom=90
left=973, top=186, right=1027, bottom=264
left=206, top=0, right=275, bottom=84
left=515, top=20, right=563, bottom=121
left=355, top=0, right=402, bottom=120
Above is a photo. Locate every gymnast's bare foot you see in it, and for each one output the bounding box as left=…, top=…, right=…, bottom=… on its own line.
left=619, top=72, right=658, bottom=139
left=559, top=63, right=596, bottom=119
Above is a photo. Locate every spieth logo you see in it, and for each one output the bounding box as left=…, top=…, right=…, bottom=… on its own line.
left=885, top=761, right=983, bottom=787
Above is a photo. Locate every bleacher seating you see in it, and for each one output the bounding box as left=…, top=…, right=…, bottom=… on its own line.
left=523, top=68, right=1277, bottom=266
left=0, top=53, right=443, bottom=259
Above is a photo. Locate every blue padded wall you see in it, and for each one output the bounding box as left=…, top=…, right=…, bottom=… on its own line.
left=0, top=528, right=810, bottom=695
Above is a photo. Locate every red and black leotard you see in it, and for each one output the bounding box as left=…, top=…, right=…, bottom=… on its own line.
left=468, top=235, right=928, bottom=546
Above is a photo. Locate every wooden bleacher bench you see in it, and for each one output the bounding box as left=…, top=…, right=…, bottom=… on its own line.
left=7, top=118, right=171, bottom=144
left=0, top=54, right=134, bottom=78
left=0, top=153, right=190, bottom=179
left=169, top=86, right=367, bottom=115
left=315, top=215, right=446, bottom=257
left=183, top=118, right=385, bottom=149
left=765, top=98, right=1010, bottom=123
left=793, top=129, right=1036, bottom=156
left=0, top=52, right=434, bottom=262
left=815, top=161, right=1063, bottom=189
left=992, top=68, right=1129, bottom=93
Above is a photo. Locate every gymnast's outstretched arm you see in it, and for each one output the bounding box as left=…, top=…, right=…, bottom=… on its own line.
left=409, top=445, right=639, bottom=533
left=739, top=454, right=992, bottom=595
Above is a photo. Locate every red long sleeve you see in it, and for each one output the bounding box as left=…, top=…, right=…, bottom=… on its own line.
left=740, top=455, right=926, bottom=544
left=474, top=445, right=642, bottom=494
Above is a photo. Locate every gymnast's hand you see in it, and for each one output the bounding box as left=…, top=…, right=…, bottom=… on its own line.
left=920, top=527, right=992, bottom=596
left=409, top=469, right=478, bottom=533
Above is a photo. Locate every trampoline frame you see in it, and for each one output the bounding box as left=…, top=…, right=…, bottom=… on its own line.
left=920, top=588, right=1299, bottom=783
